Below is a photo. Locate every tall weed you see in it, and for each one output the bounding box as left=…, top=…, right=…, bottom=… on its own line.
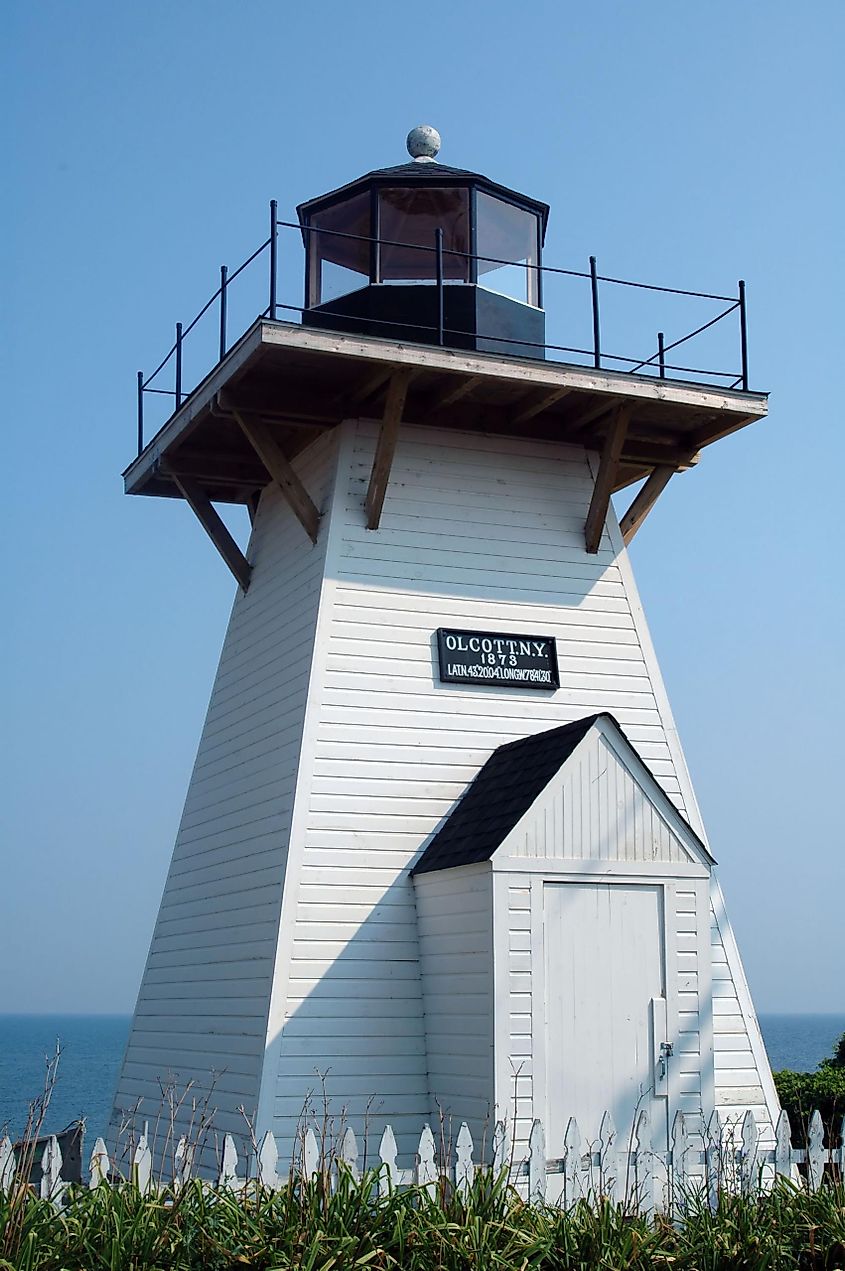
left=1, top=1173, right=844, bottom=1271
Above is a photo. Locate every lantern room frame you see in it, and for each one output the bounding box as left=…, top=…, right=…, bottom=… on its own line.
left=296, top=160, right=550, bottom=355
left=298, top=161, right=548, bottom=303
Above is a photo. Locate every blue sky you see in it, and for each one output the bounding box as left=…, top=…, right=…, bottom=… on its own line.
left=3, top=1, right=843, bottom=1015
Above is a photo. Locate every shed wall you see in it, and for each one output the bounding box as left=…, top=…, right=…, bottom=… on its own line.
left=414, top=865, right=494, bottom=1137
left=498, top=870, right=711, bottom=1159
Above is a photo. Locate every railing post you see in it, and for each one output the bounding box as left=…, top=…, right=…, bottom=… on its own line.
left=175, top=322, right=183, bottom=409
left=137, top=371, right=144, bottom=455
left=658, top=331, right=665, bottom=380
left=738, top=279, right=748, bottom=389
left=590, top=255, right=601, bottom=368
left=269, top=198, right=278, bottom=320
left=435, top=227, right=444, bottom=346
left=219, top=265, right=228, bottom=361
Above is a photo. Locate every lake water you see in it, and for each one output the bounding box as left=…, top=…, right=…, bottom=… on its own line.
left=1, top=1012, right=843, bottom=1149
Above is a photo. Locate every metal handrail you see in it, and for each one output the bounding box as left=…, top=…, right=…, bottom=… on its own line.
left=135, top=200, right=751, bottom=455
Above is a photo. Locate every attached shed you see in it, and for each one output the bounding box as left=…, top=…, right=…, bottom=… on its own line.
left=411, top=713, right=716, bottom=1156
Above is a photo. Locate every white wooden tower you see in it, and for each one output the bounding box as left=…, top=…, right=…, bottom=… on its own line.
left=112, top=128, right=778, bottom=1169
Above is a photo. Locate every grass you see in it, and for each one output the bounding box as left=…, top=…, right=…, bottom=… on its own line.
left=2, top=1169, right=844, bottom=1271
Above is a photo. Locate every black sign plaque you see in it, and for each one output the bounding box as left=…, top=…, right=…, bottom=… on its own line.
left=436, top=628, right=559, bottom=690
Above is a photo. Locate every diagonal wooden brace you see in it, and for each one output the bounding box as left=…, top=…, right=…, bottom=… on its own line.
left=509, top=386, right=572, bottom=427
left=234, top=410, right=321, bottom=543
left=584, top=403, right=630, bottom=554
left=619, top=465, right=676, bottom=545
left=335, top=365, right=393, bottom=414
left=365, top=368, right=413, bottom=530
left=433, top=374, right=483, bottom=412
left=169, top=472, right=252, bottom=591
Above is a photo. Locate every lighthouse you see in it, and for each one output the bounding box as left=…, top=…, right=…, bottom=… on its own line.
left=112, top=127, right=778, bottom=1169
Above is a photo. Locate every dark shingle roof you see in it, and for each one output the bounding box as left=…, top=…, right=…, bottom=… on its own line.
left=362, top=160, right=481, bottom=181
left=411, top=715, right=601, bottom=876
left=411, top=713, right=710, bottom=875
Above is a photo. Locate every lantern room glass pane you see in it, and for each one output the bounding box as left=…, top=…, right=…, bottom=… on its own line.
left=379, top=187, right=470, bottom=283
left=476, top=191, right=540, bottom=306
left=308, top=192, right=371, bottom=306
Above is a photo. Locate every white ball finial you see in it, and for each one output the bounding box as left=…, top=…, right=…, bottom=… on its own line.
left=406, top=124, right=441, bottom=162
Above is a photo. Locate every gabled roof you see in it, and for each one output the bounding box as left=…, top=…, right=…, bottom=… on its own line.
left=411, top=713, right=710, bottom=875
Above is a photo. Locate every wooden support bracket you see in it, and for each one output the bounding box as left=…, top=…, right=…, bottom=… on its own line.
left=246, top=490, right=262, bottom=527
left=215, top=389, right=333, bottom=430
left=509, top=386, right=572, bottom=427
left=433, top=374, right=483, bottom=412
left=564, top=395, right=623, bottom=439
left=619, top=466, right=676, bottom=545
left=341, top=366, right=394, bottom=413
left=169, top=471, right=252, bottom=591
left=365, top=368, right=413, bottom=530
left=584, top=404, right=630, bottom=554
left=234, top=410, right=321, bottom=543
left=622, top=445, right=700, bottom=469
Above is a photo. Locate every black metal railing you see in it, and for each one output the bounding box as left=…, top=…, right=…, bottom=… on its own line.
left=135, top=199, right=751, bottom=456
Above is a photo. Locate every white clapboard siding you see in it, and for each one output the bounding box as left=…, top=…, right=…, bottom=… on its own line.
left=502, top=727, right=696, bottom=865
left=267, top=421, right=683, bottom=1155
left=111, top=432, right=337, bottom=1166
left=710, top=900, right=771, bottom=1127
left=260, top=419, right=778, bottom=1155
left=415, top=866, right=494, bottom=1135
left=116, top=414, right=777, bottom=1163
left=674, top=887, right=707, bottom=1128
left=506, top=881, right=534, bottom=1157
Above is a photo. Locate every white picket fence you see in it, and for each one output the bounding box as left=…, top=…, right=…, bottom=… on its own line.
left=2, top=1107, right=843, bottom=1215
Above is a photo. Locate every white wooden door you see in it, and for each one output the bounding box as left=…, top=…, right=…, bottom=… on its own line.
left=543, top=882, right=668, bottom=1149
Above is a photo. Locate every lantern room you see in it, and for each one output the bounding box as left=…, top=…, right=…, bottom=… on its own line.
left=298, top=125, right=549, bottom=356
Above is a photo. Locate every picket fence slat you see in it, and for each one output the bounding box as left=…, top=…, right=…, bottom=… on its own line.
left=0, top=1137, right=15, bottom=1192
left=89, top=1137, right=110, bottom=1188
left=600, top=1111, right=619, bottom=1204
left=635, top=1107, right=655, bottom=1218
left=339, top=1126, right=360, bottom=1179
left=528, top=1119, right=545, bottom=1200
left=455, top=1122, right=474, bottom=1195
left=378, top=1124, right=399, bottom=1195
left=219, top=1133, right=238, bottom=1188
left=672, top=1111, right=690, bottom=1219
left=563, top=1116, right=581, bottom=1204
left=174, top=1136, right=194, bottom=1187
left=415, top=1125, right=437, bottom=1193
left=40, top=1136, right=62, bottom=1202
left=303, top=1128, right=320, bottom=1182
left=740, top=1109, right=758, bottom=1195
left=774, top=1110, right=792, bottom=1180
left=133, top=1126, right=152, bottom=1194
left=258, top=1130, right=279, bottom=1188
left=3, top=1106, right=843, bottom=1214
left=807, top=1111, right=825, bottom=1192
